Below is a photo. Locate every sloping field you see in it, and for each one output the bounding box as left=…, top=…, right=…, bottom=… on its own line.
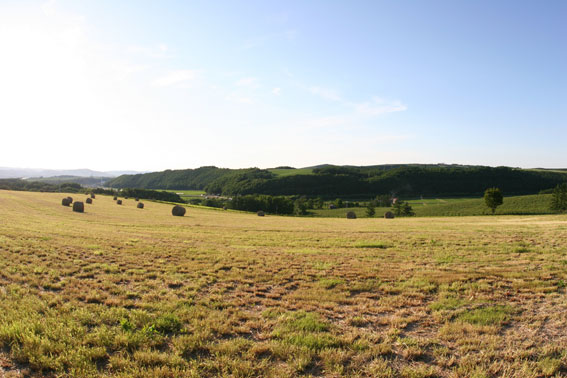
left=312, top=194, right=554, bottom=218
left=0, top=190, right=566, bottom=377
left=268, top=168, right=314, bottom=177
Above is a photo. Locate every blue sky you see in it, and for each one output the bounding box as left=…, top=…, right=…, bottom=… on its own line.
left=0, top=0, right=565, bottom=171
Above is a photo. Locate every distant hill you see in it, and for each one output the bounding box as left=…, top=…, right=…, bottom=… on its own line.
left=24, top=176, right=114, bottom=188
left=106, top=166, right=235, bottom=190
left=107, top=164, right=567, bottom=198
left=0, top=167, right=143, bottom=179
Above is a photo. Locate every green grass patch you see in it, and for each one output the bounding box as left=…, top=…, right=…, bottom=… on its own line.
left=283, top=312, right=329, bottom=333
left=354, top=241, right=390, bottom=249
left=430, top=295, right=465, bottom=311
left=457, top=305, right=515, bottom=326
left=318, top=278, right=344, bottom=289
left=284, top=333, right=341, bottom=350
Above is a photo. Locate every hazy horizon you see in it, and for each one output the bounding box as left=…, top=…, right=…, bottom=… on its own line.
left=1, top=0, right=565, bottom=171
left=2, top=161, right=565, bottom=176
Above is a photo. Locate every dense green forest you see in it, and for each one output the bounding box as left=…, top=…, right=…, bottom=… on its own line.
left=106, top=166, right=238, bottom=190
left=107, top=165, right=567, bottom=197
left=0, top=179, right=82, bottom=193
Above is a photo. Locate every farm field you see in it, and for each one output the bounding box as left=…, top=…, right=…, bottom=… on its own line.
left=268, top=168, right=314, bottom=177
left=312, top=194, right=555, bottom=218
left=159, top=189, right=206, bottom=199
left=0, top=190, right=566, bottom=377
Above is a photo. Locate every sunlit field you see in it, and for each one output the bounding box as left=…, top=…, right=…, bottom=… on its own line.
left=312, top=194, right=555, bottom=218
left=1, top=190, right=566, bottom=377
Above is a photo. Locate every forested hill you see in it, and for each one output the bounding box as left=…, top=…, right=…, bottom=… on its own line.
left=106, top=165, right=567, bottom=197
left=106, top=166, right=231, bottom=190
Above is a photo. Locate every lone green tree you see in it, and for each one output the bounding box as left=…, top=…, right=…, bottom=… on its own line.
left=365, top=201, right=376, bottom=217
left=484, top=187, right=503, bottom=214
left=550, top=183, right=567, bottom=213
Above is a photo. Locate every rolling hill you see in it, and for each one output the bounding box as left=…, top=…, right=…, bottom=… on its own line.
left=106, top=164, right=567, bottom=198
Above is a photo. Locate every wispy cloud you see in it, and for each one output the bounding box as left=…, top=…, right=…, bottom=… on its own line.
left=41, top=0, right=57, bottom=16
left=235, top=77, right=259, bottom=88
left=272, top=87, right=281, bottom=95
left=128, top=44, right=172, bottom=59
left=226, top=93, right=254, bottom=104
left=353, top=97, right=408, bottom=116
left=152, top=70, right=197, bottom=87
left=306, top=84, right=407, bottom=116
left=308, top=86, right=341, bottom=102
left=242, top=30, right=297, bottom=49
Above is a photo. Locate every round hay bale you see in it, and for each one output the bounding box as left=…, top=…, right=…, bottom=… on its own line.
left=125, top=197, right=129, bottom=199
left=67, top=197, right=73, bottom=203
left=329, top=204, right=337, bottom=209
left=135, top=198, right=139, bottom=202
left=137, top=202, right=144, bottom=209
left=257, top=210, right=265, bottom=217
left=62, top=197, right=71, bottom=206
left=113, top=196, right=117, bottom=200
left=346, top=211, right=357, bottom=219
left=384, top=211, right=395, bottom=219
left=90, top=193, right=95, bottom=199
left=72, top=201, right=84, bottom=213
left=116, top=200, right=122, bottom=205
left=172, top=205, right=186, bottom=216
left=86, top=198, right=92, bottom=204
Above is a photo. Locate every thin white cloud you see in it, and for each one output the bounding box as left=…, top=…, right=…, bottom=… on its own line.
left=226, top=93, right=254, bottom=104
left=299, top=116, right=350, bottom=129
left=235, top=77, right=259, bottom=88
left=241, top=29, right=297, bottom=49
left=354, top=97, right=408, bottom=116
left=128, top=44, right=172, bottom=59
left=272, top=87, right=281, bottom=95
left=152, top=70, right=197, bottom=87
left=41, top=0, right=57, bottom=16
left=308, top=86, right=341, bottom=102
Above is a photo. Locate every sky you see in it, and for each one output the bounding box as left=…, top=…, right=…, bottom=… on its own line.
left=0, top=0, right=565, bottom=171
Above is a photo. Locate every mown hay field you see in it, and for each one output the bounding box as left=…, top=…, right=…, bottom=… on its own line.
left=0, top=190, right=566, bottom=378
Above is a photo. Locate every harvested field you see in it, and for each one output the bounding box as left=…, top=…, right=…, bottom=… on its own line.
left=0, top=190, right=566, bottom=377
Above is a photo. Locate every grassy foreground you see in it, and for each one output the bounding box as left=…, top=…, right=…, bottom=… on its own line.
left=0, top=190, right=566, bottom=378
